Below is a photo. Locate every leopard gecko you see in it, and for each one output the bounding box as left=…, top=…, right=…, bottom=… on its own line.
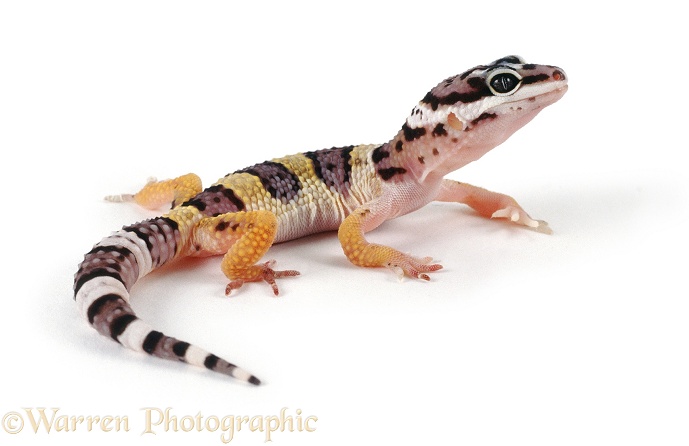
left=74, top=55, right=568, bottom=385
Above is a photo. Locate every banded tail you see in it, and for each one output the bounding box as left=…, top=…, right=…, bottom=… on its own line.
left=73, top=215, right=261, bottom=385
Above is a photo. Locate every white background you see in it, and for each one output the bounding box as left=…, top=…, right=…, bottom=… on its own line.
left=1, top=1, right=687, bottom=445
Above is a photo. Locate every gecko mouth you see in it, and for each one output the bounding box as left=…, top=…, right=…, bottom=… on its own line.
left=496, top=84, right=568, bottom=115
left=527, top=84, right=568, bottom=107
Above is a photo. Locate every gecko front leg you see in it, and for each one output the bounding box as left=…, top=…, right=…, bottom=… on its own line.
left=338, top=200, right=442, bottom=280
left=435, top=179, right=552, bottom=234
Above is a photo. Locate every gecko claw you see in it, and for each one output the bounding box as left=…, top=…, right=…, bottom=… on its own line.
left=225, top=280, right=245, bottom=296
left=491, top=206, right=552, bottom=234
left=104, top=193, right=135, bottom=203
left=385, top=255, right=442, bottom=281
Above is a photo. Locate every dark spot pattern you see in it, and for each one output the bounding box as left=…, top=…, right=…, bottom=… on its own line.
left=432, top=124, right=448, bottom=137
left=378, top=167, right=407, bottom=181
left=369, top=142, right=407, bottom=182
left=304, top=146, right=354, bottom=194
left=395, top=141, right=403, bottom=152
left=236, top=161, right=301, bottom=203
left=421, top=78, right=492, bottom=109
left=370, top=145, right=390, bottom=164
left=402, top=122, right=427, bottom=141
left=182, top=184, right=245, bottom=216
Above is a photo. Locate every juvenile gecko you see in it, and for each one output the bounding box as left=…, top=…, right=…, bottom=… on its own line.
left=74, top=55, right=567, bottom=385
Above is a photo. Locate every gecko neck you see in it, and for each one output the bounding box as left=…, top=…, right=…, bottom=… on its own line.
left=377, top=121, right=491, bottom=185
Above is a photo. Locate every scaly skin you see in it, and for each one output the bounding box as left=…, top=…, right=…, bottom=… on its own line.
left=74, top=55, right=568, bottom=384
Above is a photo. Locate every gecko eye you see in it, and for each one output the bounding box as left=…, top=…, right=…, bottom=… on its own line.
left=487, top=69, right=522, bottom=96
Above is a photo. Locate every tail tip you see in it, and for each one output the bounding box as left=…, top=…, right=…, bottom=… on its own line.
left=248, top=375, right=261, bottom=386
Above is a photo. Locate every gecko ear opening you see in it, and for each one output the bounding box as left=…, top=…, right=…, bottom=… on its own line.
left=447, top=112, right=465, bottom=131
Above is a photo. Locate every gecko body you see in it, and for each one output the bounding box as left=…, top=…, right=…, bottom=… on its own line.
left=74, top=56, right=567, bottom=384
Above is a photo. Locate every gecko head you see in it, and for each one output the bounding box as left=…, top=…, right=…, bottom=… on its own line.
left=405, top=55, right=567, bottom=162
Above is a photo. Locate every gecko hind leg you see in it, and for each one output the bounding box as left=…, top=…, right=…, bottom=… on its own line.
left=105, top=173, right=203, bottom=210
left=191, top=210, right=300, bottom=296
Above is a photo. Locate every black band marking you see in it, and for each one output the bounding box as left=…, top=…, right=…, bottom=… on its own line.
left=122, top=218, right=180, bottom=267
left=110, top=314, right=138, bottom=341
left=182, top=184, right=246, bottom=216
left=87, top=293, right=124, bottom=324
left=304, top=146, right=354, bottom=193
left=204, top=354, right=220, bottom=370
left=142, top=331, right=164, bottom=354
left=182, top=197, right=207, bottom=211
left=172, top=341, right=191, bottom=357
left=236, top=161, right=301, bottom=203
left=123, top=226, right=153, bottom=251
left=74, top=269, right=125, bottom=297
left=221, top=187, right=246, bottom=211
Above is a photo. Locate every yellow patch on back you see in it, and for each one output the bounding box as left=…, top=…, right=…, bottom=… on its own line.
left=271, top=153, right=319, bottom=183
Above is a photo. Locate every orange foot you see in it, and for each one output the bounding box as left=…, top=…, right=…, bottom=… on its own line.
left=225, top=260, right=300, bottom=296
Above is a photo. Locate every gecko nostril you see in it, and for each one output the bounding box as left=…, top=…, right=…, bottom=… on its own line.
left=552, top=70, right=565, bottom=81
